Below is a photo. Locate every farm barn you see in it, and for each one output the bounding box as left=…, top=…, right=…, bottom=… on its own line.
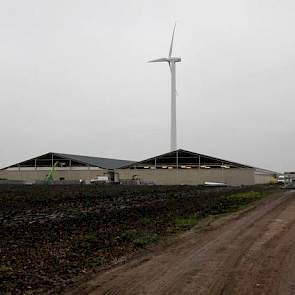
left=254, top=168, right=278, bottom=184
left=0, top=150, right=278, bottom=185
left=0, top=152, right=133, bottom=183
left=118, top=149, right=278, bottom=186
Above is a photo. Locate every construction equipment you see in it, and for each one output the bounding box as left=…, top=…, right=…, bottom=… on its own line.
left=45, top=162, right=59, bottom=184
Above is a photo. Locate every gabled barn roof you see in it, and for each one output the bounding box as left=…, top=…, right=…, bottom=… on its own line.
left=254, top=167, right=280, bottom=175
left=120, top=149, right=254, bottom=169
left=55, top=153, right=134, bottom=169
left=1, top=152, right=134, bottom=170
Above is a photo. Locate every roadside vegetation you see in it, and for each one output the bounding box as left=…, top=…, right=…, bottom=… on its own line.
left=0, top=184, right=278, bottom=294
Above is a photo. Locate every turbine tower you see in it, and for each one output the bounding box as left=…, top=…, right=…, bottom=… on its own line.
left=149, top=24, right=181, bottom=151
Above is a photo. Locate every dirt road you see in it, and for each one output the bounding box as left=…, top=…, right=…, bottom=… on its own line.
left=76, top=190, right=295, bottom=295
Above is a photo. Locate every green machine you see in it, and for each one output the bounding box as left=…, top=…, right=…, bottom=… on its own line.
left=45, top=161, right=59, bottom=184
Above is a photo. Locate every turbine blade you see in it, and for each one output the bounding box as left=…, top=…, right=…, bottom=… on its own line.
left=169, top=23, right=176, bottom=57
left=148, top=58, right=168, bottom=63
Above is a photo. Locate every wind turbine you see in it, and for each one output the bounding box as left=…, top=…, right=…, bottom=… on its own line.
left=149, top=24, right=181, bottom=152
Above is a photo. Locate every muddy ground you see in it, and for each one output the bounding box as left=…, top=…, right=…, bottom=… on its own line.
left=78, top=190, right=295, bottom=295
left=0, top=184, right=278, bottom=294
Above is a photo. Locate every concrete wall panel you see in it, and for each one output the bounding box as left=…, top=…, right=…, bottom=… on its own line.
left=118, top=168, right=255, bottom=186
left=0, top=169, right=106, bottom=182
left=254, top=174, right=275, bottom=184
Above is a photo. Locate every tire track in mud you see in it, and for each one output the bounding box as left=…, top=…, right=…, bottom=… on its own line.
left=151, top=192, right=295, bottom=295
left=72, top=191, right=295, bottom=295
left=215, top=193, right=295, bottom=295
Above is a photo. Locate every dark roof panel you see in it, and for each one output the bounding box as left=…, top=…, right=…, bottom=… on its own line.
left=1, top=152, right=134, bottom=170
left=55, top=153, right=134, bottom=169
left=120, top=149, right=254, bottom=169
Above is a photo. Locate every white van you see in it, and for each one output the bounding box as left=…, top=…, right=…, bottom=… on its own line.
left=278, top=175, right=285, bottom=184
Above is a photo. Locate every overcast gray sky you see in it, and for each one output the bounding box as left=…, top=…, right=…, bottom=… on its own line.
left=1, top=0, right=295, bottom=172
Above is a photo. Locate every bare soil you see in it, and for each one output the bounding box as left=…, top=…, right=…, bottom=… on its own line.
left=75, top=190, right=295, bottom=295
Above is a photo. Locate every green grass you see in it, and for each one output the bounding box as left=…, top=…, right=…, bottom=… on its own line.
left=226, top=191, right=265, bottom=202
left=174, top=216, right=199, bottom=231
left=133, top=233, right=159, bottom=247
left=118, top=229, right=159, bottom=248
left=210, top=191, right=266, bottom=215
left=223, top=191, right=265, bottom=210
left=139, top=217, right=154, bottom=225
left=173, top=192, right=267, bottom=231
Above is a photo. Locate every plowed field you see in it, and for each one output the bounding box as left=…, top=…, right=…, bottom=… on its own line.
left=0, top=184, right=277, bottom=294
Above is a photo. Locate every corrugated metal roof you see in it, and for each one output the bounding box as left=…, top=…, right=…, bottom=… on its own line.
left=119, top=149, right=255, bottom=169
left=55, top=153, right=134, bottom=169
left=254, top=168, right=280, bottom=175
left=1, top=152, right=135, bottom=170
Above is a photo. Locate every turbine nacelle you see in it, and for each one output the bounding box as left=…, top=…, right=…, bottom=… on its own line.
left=169, top=57, right=181, bottom=62
left=148, top=57, right=181, bottom=63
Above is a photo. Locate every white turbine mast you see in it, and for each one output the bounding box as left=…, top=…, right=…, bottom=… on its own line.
left=149, top=23, right=181, bottom=152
